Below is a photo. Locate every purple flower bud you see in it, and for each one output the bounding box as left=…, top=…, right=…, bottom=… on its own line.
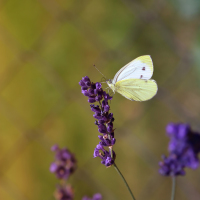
left=88, top=97, right=96, bottom=103
left=50, top=162, right=57, bottom=172
left=96, top=143, right=104, bottom=150
left=90, top=105, right=101, bottom=113
left=81, top=86, right=88, bottom=90
left=166, top=123, right=177, bottom=136
left=108, top=113, right=113, bottom=119
left=104, top=105, right=110, bottom=112
left=108, top=122, right=113, bottom=128
left=105, top=157, right=113, bottom=167
left=102, top=115, right=108, bottom=122
left=94, top=144, right=105, bottom=158
left=96, top=82, right=102, bottom=90
left=178, top=124, right=190, bottom=139
left=88, top=88, right=94, bottom=95
left=99, top=140, right=106, bottom=146
left=85, top=81, right=91, bottom=87
left=102, top=100, right=107, bottom=107
left=93, top=148, right=100, bottom=157
left=111, top=138, right=116, bottom=145
left=103, top=92, right=112, bottom=100
left=95, top=95, right=103, bottom=101
left=79, top=80, right=85, bottom=86
left=98, top=135, right=104, bottom=141
left=98, top=124, right=107, bottom=133
left=98, top=120, right=105, bottom=124
left=93, top=113, right=102, bottom=120
left=82, top=90, right=90, bottom=96
left=98, top=129, right=107, bottom=134
left=82, top=76, right=90, bottom=82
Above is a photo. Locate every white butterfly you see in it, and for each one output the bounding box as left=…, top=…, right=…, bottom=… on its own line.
left=106, top=55, right=158, bottom=101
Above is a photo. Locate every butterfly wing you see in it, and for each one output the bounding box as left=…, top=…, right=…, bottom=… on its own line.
left=115, top=79, right=158, bottom=101
left=112, top=55, right=154, bottom=84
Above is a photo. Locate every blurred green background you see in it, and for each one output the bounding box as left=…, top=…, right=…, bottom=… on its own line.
left=0, top=0, right=200, bottom=199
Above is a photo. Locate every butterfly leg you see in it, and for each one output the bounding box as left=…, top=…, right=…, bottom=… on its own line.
left=109, top=90, right=114, bottom=97
left=100, top=77, right=107, bottom=83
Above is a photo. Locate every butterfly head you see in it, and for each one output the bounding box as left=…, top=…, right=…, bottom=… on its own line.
left=106, top=79, right=115, bottom=92
left=106, top=79, right=112, bottom=84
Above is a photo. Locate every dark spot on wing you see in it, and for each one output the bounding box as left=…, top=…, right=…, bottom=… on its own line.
left=140, top=75, right=143, bottom=79
left=142, top=67, right=145, bottom=70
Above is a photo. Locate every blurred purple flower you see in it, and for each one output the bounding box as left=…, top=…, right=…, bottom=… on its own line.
left=54, top=184, right=74, bottom=200
left=82, top=193, right=102, bottom=200
left=79, top=76, right=116, bottom=167
left=159, top=123, right=200, bottom=176
left=50, top=145, right=77, bottom=180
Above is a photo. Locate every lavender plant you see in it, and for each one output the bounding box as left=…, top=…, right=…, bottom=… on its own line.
left=50, top=145, right=76, bottom=200
left=50, top=144, right=102, bottom=200
left=159, top=123, right=200, bottom=200
left=79, top=76, right=136, bottom=200
left=50, top=145, right=77, bottom=180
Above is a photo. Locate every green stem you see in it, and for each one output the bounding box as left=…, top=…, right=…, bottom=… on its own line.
left=113, top=162, right=136, bottom=200
left=171, top=176, right=176, bottom=200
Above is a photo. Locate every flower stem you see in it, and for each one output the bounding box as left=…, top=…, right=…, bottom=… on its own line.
left=171, top=176, right=176, bottom=200
left=113, top=162, right=136, bottom=200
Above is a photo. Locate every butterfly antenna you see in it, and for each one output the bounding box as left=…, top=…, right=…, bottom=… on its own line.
left=93, top=64, right=107, bottom=80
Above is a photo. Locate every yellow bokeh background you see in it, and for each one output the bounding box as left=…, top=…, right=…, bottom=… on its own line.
left=0, top=0, right=200, bottom=200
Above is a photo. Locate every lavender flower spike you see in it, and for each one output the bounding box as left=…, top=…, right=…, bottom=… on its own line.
left=50, top=145, right=77, bottom=180
left=80, top=76, right=136, bottom=200
left=159, top=123, right=200, bottom=176
left=79, top=76, right=116, bottom=167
